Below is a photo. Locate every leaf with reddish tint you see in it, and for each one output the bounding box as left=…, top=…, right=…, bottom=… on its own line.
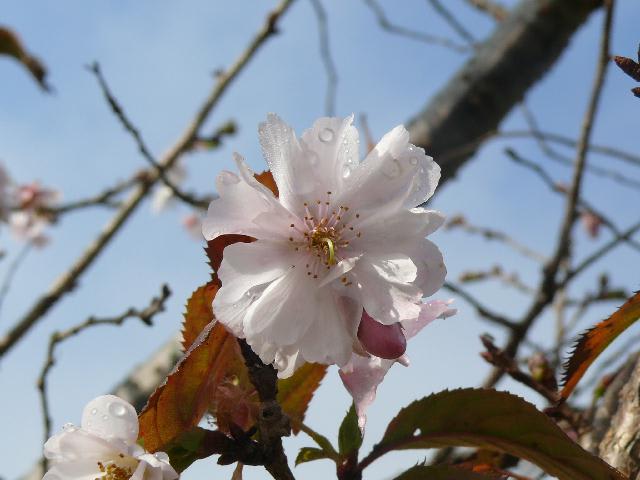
left=561, top=291, right=640, bottom=401
left=365, top=389, right=624, bottom=480
left=139, top=316, right=245, bottom=452
left=0, top=27, right=50, bottom=91
left=254, top=170, right=279, bottom=196
left=205, top=234, right=254, bottom=276
left=181, top=282, right=219, bottom=351
left=277, top=362, right=327, bottom=433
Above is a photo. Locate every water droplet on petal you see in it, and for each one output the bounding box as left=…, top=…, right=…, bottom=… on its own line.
left=382, top=159, right=402, bottom=179
left=319, top=128, right=334, bottom=143
left=90, top=408, right=97, bottom=415
left=101, top=414, right=108, bottom=421
left=62, top=423, right=77, bottom=432
left=108, top=402, right=127, bottom=417
left=154, top=452, right=170, bottom=462
left=409, top=156, right=418, bottom=166
left=342, top=165, right=351, bottom=178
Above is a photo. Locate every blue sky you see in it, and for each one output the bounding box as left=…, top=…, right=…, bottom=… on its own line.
left=1, top=1, right=639, bottom=479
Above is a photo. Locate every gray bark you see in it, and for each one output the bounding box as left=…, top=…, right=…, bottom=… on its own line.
left=408, top=0, right=602, bottom=185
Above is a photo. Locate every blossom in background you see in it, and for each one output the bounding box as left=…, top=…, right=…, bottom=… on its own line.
left=203, top=114, right=446, bottom=377
left=181, top=213, right=204, bottom=241
left=151, top=161, right=187, bottom=213
left=8, top=182, right=60, bottom=246
left=340, top=300, right=456, bottom=431
left=43, top=395, right=177, bottom=480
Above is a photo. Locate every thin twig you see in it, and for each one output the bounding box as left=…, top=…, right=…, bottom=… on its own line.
left=37, top=284, right=171, bottom=473
left=0, top=0, right=296, bottom=360
left=362, top=0, right=469, bottom=53
left=0, top=244, right=31, bottom=320
left=444, top=214, right=546, bottom=262
left=41, top=175, right=140, bottom=217
left=89, top=63, right=211, bottom=210
left=310, top=0, right=338, bottom=116
left=426, top=0, right=476, bottom=45
left=505, top=148, right=640, bottom=253
left=443, top=281, right=517, bottom=329
left=464, top=0, right=508, bottom=21
left=458, top=266, right=535, bottom=295
left=484, top=0, right=615, bottom=388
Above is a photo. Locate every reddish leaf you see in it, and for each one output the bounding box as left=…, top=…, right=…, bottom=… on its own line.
left=139, top=315, right=245, bottom=452
left=254, top=170, right=278, bottom=197
left=278, top=362, right=327, bottom=433
left=181, top=282, right=218, bottom=351
left=0, top=27, right=50, bottom=91
left=205, top=234, right=254, bottom=276
left=393, top=465, right=501, bottom=480
left=561, top=291, right=640, bottom=401
left=614, top=55, right=640, bottom=81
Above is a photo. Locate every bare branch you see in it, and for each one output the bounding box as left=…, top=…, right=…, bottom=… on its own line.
left=362, top=0, right=469, bottom=53
left=0, top=0, right=296, bottom=360
left=444, top=214, right=546, bottom=262
left=443, top=281, right=517, bottom=329
left=0, top=244, right=31, bottom=320
left=88, top=62, right=212, bottom=210
left=36, top=284, right=171, bottom=473
left=310, top=0, right=338, bottom=116
left=426, top=0, right=476, bottom=45
left=506, top=148, right=640, bottom=253
left=464, top=0, right=508, bottom=21
left=483, top=0, right=616, bottom=387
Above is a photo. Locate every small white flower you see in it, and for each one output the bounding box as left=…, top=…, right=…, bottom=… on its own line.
left=203, top=114, right=446, bottom=377
left=43, top=395, right=178, bottom=480
left=151, top=162, right=187, bottom=213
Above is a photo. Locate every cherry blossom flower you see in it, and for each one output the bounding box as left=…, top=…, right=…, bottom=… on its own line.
left=8, top=181, right=60, bottom=246
left=339, top=300, right=456, bottom=431
left=203, top=114, right=446, bottom=377
left=43, top=395, right=177, bottom=480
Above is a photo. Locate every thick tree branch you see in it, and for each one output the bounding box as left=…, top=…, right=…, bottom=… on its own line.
left=408, top=0, right=603, bottom=187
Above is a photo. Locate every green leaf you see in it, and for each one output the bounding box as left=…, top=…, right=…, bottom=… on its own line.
left=366, top=388, right=624, bottom=480
left=561, top=291, right=640, bottom=401
left=295, top=447, right=332, bottom=466
left=338, top=404, right=363, bottom=457
left=393, top=465, right=498, bottom=480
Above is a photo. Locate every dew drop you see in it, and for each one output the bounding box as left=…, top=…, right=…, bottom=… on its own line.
left=342, top=165, right=351, bottom=179
left=102, top=414, right=109, bottom=421
left=90, top=408, right=98, bottom=416
left=382, top=159, right=402, bottom=179
left=109, top=402, right=128, bottom=417
left=409, top=156, right=419, bottom=166
left=62, top=422, right=77, bottom=432
left=154, top=452, right=170, bottom=462
left=319, top=128, right=334, bottom=143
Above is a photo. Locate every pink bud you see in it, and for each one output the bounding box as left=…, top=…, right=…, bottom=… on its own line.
left=357, top=310, right=406, bottom=359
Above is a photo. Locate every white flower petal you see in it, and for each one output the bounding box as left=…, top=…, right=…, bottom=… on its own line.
left=202, top=154, right=293, bottom=241
left=356, top=208, right=444, bottom=254
left=81, top=395, right=138, bottom=445
left=243, top=269, right=317, bottom=346
left=46, top=429, right=119, bottom=462
left=299, top=115, right=359, bottom=197
left=43, top=460, right=103, bottom=480
left=339, top=125, right=440, bottom=212
left=354, top=256, right=422, bottom=324
left=409, top=238, right=447, bottom=297
left=215, top=241, right=293, bottom=303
